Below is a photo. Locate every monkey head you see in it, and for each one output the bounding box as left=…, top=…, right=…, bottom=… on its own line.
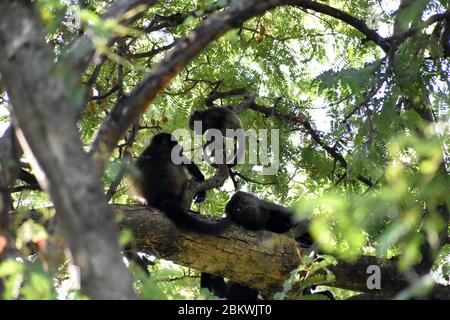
left=225, top=191, right=268, bottom=230
left=188, top=110, right=204, bottom=134
left=150, top=132, right=179, bottom=148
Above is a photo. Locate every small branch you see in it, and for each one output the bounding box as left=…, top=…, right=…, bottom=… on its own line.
left=342, top=57, right=391, bottom=123
left=126, top=42, right=176, bottom=59
left=204, top=88, right=248, bottom=107
left=249, top=98, right=373, bottom=187
left=64, top=0, right=156, bottom=74
left=105, top=164, right=127, bottom=201
left=187, top=165, right=230, bottom=205
left=233, top=171, right=276, bottom=186
left=389, top=10, right=450, bottom=46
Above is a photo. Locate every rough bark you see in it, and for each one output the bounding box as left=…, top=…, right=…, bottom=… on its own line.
left=112, top=205, right=450, bottom=299
left=115, top=204, right=301, bottom=294
left=89, top=0, right=450, bottom=165
left=0, top=1, right=135, bottom=299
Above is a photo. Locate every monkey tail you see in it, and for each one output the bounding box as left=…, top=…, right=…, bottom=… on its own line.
left=159, top=200, right=231, bottom=235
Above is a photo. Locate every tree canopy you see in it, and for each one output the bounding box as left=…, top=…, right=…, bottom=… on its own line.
left=0, top=0, right=448, bottom=300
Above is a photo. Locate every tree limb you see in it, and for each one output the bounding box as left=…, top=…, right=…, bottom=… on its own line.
left=113, top=204, right=450, bottom=299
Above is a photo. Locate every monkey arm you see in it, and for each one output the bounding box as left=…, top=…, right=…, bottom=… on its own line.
left=184, top=162, right=206, bottom=203
left=184, top=163, right=205, bottom=181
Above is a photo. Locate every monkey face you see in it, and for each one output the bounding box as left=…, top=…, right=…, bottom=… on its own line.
left=225, top=192, right=268, bottom=230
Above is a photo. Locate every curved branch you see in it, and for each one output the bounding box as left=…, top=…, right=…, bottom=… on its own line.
left=87, top=0, right=450, bottom=168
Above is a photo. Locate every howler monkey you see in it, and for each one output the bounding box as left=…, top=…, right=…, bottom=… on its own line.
left=200, top=273, right=259, bottom=300
left=134, top=132, right=230, bottom=235
left=201, top=191, right=315, bottom=300
left=225, top=191, right=312, bottom=246
left=223, top=192, right=334, bottom=300
left=189, top=107, right=243, bottom=167
left=189, top=107, right=243, bottom=136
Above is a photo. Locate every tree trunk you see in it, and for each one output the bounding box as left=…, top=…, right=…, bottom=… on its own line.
left=0, top=1, right=135, bottom=299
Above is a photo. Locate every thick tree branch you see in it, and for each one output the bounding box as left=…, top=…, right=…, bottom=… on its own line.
left=88, top=0, right=450, bottom=166
left=113, top=204, right=450, bottom=299
left=0, top=2, right=135, bottom=299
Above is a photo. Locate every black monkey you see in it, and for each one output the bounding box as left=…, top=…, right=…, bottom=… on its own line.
left=134, top=133, right=230, bottom=235
left=200, top=273, right=226, bottom=298
left=225, top=281, right=259, bottom=300
left=225, top=191, right=312, bottom=245
left=189, top=107, right=243, bottom=167
left=225, top=191, right=294, bottom=232
left=200, top=274, right=334, bottom=300
left=200, top=273, right=259, bottom=300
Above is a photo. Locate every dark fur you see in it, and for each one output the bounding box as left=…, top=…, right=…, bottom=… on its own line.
left=200, top=273, right=258, bottom=300
left=135, top=133, right=230, bottom=235
left=225, top=281, right=259, bottom=300
left=189, top=107, right=243, bottom=167
left=225, top=191, right=312, bottom=246
left=200, top=273, right=226, bottom=298
left=225, top=191, right=294, bottom=233
left=201, top=191, right=313, bottom=300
